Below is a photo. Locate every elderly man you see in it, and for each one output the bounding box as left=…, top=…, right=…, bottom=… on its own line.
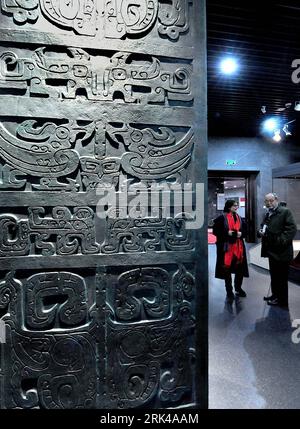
left=258, top=193, right=297, bottom=309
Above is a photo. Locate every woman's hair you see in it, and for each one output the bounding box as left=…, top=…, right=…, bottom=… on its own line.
left=223, top=199, right=237, bottom=213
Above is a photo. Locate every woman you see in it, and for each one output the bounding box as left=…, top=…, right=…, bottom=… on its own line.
left=213, top=199, right=249, bottom=299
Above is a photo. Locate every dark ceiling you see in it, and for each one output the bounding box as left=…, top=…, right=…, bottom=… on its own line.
left=207, top=0, right=300, bottom=137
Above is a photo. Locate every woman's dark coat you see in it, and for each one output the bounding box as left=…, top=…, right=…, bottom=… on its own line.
left=212, top=214, right=249, bottom=279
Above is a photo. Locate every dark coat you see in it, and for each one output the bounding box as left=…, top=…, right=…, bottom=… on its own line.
left=212, top=214, right=249, bottom=279
left=260, top=206, right=297, bottom=262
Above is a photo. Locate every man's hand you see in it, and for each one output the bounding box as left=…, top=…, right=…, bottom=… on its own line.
left=228, top=230, right=233, bottom=236
left=258, top=224, right=267, bottom=237
left=237, top=232, right=242, bottom=238
left=257, top=229, right=263, bottom=238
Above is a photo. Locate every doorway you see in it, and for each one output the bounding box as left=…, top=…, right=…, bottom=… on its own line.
left=208, top=170, right=258, bottom=243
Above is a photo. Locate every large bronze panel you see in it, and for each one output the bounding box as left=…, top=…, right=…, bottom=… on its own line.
left=0, top=0, right=207, bottom=409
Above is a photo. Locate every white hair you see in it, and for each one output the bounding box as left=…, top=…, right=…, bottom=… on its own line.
left=265, top=192, right=279, bottom=200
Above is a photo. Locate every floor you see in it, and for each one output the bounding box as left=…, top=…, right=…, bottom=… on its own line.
left=209, top=244, right=300, bottom=409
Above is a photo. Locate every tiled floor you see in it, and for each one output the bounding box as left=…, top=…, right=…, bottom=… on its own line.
left=209, top=244, right=300, bottom=409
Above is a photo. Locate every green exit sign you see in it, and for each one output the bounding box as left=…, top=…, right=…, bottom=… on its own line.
left=226, top=159, right=237, bottom=166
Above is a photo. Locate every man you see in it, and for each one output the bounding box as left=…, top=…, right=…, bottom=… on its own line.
left=258, top=193, right=297, bottom=309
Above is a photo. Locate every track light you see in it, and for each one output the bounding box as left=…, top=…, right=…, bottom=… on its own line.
left=263, top=117, right=280, bottom=133
left=283, top=124, right=292, bottom=136
left=219, top=57, right=239, bottom=75
left=272, top=130, right=282, bottom=142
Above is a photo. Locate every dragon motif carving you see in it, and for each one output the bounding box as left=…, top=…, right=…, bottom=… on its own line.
left=1, top=1, right=192, bottom=41
left=0, top=48, right=193, bottom=105
left=0, top=207, right=100, bottom=256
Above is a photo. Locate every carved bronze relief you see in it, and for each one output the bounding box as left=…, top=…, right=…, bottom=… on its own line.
left=0, top=208, right=193, bottom=257
left=102, top=217, right=194, bottom=253
left=0, top=207, right=99, bottom=256
left=0, top=48, right=193, bottom=104
left=0, top=270, right=99, bottom=409
left=0, top=264, right=196, bottom=408
left=100, top=263, right=195, bottom=408
left=0, top=117, right=194, bottom=191
left=1, top=0, right=193, bottom=43
left=0, top=0, right=206, bottom=410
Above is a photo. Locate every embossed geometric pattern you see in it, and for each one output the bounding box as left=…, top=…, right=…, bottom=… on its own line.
left=1, top=1, right=192, bottom=40
left=0, top=0, right=206, bottom=409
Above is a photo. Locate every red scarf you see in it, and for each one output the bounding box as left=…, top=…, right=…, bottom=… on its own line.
left=224, top=213, right=244, bottom=268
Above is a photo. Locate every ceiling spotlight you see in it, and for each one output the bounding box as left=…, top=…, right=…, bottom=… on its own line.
left=273, top=130, right=282, bottom=142
left=262, top=117, right=280, bottom=133
left=219, top=57, right=239, bottom=75
left=295, top=101, right=300, bottom=111
left=283, top=124, right=292, bottom=136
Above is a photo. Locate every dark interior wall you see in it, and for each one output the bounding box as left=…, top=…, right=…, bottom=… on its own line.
left=208, top=178, right=223, bottom=225
left=208, top=181, right=246, bottom=225
left=273, top=178, right=300, bottom=229
left=208, top=137, right=300, bottom=232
